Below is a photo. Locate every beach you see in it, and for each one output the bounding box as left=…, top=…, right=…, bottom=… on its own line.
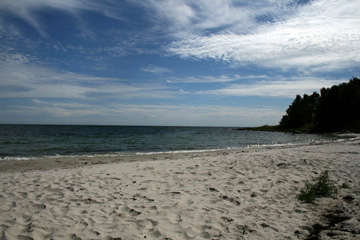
left=1, top=138, right=359, bottom=239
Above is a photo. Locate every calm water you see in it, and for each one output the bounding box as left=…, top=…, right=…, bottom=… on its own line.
left=0, top=124, right=339, bottom=160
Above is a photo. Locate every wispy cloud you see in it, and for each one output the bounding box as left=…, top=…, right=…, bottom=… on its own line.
left=167, top=0, right=360, bottom=72
left=30, top=99, right=102, bottom=117
left=0, top=53, right=177, bottom=100
left=197, top=77, right=347, bottom=98
left=2, top=0, right=358, bottom=74
left=23, top=100, right=284, bottom=126
left=166, top=74, right=268, bottom=83
left=0, top=18, right=21, bottom=40
left=137, top=0, right=294, bottom=35
left=0, top=0, right=85, bottom=37
left=0, top=0, right=126, bottom=38
left=141, top=65, right=172, bottom=75
left=106, top=104, right=284, bottom=126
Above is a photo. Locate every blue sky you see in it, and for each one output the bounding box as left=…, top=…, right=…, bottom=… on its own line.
left=0, top=0, right=359, bottom=127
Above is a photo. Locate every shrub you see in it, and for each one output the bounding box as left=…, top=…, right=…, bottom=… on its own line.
left=298, top=170, right=337, bottom=203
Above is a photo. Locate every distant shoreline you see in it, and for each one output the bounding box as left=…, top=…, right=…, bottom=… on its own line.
left=237, top=124, right=360, bottom=135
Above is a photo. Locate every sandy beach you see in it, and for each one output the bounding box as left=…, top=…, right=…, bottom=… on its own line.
left=1, top=138, right=359, bottom=240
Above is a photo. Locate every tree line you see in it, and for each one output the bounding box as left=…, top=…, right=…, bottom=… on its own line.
left=279, top=77, right=360, bottom=133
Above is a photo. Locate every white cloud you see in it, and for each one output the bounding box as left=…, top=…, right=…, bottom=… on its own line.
left=138, top=0, right=293, bottom=35
left=197, top=78, right=347, bottom=98
left=0, top=0, right=86, bottom=37
left=0, top=53, right=177, bottom=100
left=0, top=0, right=125, bottom=38
left=29, top=99, right=115, bottom=118
left=106, top=104, right=283, bottom=126
left=24, top=100, right=284, bottom=126
left=168, top=0, right=360, bottom=72
left=141, top=65, right=172, bottom=75
left=166, top=74, right=268, bottom=83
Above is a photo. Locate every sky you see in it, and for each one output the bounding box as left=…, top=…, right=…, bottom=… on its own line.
left=0, top=0, right=359, bottom=127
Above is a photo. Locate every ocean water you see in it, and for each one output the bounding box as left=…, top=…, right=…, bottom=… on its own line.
left=0, top=124, right=340, bottom=160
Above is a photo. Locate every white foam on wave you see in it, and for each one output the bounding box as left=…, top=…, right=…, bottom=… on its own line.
left=2, top=135, right=356, bottom=162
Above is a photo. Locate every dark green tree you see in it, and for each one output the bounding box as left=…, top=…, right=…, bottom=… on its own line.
left=279, top=77, right=360, bottom=132
left=315, top=77, right=360, bottom=132
left=279, top=92, right=319, bottom=130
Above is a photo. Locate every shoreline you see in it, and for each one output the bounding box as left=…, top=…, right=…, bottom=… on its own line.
left=2, top=135, right=359, bottom=173
left=1, top=139, right=359, bottom=239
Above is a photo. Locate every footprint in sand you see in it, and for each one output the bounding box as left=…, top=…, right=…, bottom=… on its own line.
left=185, top=228, right=200, bottom=239
left=135, top=219, right=157, bottom=230
left=168, top=212, right=182, bottom=224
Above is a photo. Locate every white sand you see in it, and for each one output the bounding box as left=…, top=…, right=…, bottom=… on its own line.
left=1, top=138, right=360, bottom=239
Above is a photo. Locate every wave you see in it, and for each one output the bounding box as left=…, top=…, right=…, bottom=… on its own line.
left=2, top=135, right=356, bottom=162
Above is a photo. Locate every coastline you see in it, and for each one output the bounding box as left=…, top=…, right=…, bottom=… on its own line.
left=1, top=139, right=359, bottom=239
left=1, top=134, right=355, bottom=173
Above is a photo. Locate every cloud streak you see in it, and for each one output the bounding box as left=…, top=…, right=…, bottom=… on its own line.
left=22, top=100, right=284, bottom=126
left=138, top=0, right=295, bottom=35
left=0, top=53, right=177, bottom=100
left=1, top=53, right=347, bottom=101
left=141, top=65, right=172, bottom=75
left=197, top=78, right=346, bottom=98
left=0, top=0, right=127, bottom=38
left=167, top=0, right=360, bottom=72
left=166, top=74, right=269, bottom=83
left=0, top=0, right=86, bottom=37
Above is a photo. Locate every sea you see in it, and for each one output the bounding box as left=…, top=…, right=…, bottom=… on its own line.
left=0, top=124, right=342, bottom=161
